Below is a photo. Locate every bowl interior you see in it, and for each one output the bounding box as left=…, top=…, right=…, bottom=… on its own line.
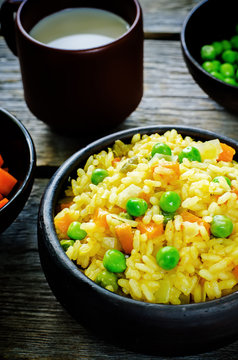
left=184, top=0, right=238, bottom=66
left=0, top=108, right=35, bottom=208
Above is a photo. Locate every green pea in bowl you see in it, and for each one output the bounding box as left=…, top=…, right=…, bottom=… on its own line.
left=181, top=0, right=238, bottom=112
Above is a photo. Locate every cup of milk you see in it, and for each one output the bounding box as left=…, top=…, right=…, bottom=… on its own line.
left=0, top=0, right=143, bottom=133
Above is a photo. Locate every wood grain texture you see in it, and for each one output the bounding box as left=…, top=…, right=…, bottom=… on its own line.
left=1, top=37, right=238, bottom=168
left=1, top=179, right=238, bottom=360
left=141, top=0, right=199, bottom=35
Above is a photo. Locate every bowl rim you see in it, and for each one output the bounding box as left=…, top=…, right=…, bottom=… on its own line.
left=39, top=125, right=238, bottom=312
left=0, top=108, right=36, bottom=213
left=180, top=0, right=238, bottom=89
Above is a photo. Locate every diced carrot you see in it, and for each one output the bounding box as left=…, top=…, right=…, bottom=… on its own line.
left=232, top=265, right=238, bottom=280
left=139, top=191, right=151, bottom=203
left=153, top=161, right=180, bottom=182
left=0, top=168, right=17, bottom=196
left=115, top=223, right=134, bottom=254
left=60, top=201, right=74, bottom=210
left=54, top=212, right=74, bottom=238
left=0, top=197, right=9, bottom=208
left=218, top=143, right=236, bottom=162
left=136, top=218, right=164, bottom=239
left=181, top=211, right=210, bottom=234
left=112, top=157, right=121, bottom=167
left=93, top=208, right=109, bottom=228
left=0, top=154, right=4, bottom=167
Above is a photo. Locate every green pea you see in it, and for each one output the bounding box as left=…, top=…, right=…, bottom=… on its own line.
left=220, top=63, right=235, bottom=78
left=222, top=50, right=237, bottom=64
left=230, top=35, right=238, bottom=49
left=67, top=221, right=87, bottom=240
left=91, top=168, right=109, bottom=185
left=156, top=246, right=180, bottom=270
left=126, top=198, right=148, bottom=217
left=151, top=143, right=172, bottom=157
left=201, top=45, right=216, bottom=60
left=211, top=60, right=221, bottom=72
left=95, top=270, right=118, bottom=292
left=60, top=239, right=75, bottom=251
left=210, top=71, right=224, bottom=81
left=202, top=61, right=215, bottom=73
left=178, top=146, right=202, bottom=163
left=103, top=249, right=127, bottom=273
left=212, top=41, right=223, bottom=55
left=221, top=40, right=232, bottom=51
left=212, top=176, right=231, bottom=187
left=223, top=77, right=238, bottom=86
left=159, top=191, right=181, bottom=213
left=211, top=215, right=233, bottom=238
left=163, top=211, right=175, bottom=224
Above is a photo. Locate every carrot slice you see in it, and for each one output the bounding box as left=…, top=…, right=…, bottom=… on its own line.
left=139, top=191, right=151, bottom=203
left=136, top=219, right=164, bottom=239
left=93, top=208, right=109, bottom=228
left=0, top=154, right=4, bottom=167
left=54, top=213, right=74, bottom=238
left=181, top=211, right=210, bottom=234
left=0, top=168, right=17, bottom=196
left=0, top=198, right=9, bottom=208
left=153, top=161, right=180, bottom=182
left=218, top=143, right=236, bottom=162
left=112, top=158, right=121, bottom=167
left=115, top=223, right=134, bottom=254
left=232, top=265, right=238, bottom=280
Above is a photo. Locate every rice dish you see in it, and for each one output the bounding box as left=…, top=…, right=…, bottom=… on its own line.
left=54, top=130, right=238, bottom=305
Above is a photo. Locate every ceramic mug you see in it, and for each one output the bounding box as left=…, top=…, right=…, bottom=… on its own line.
left=0, top=0, right=143, bottom=133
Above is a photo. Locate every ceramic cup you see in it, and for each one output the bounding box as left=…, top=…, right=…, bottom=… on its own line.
left=0, top=0, right=143, bottom=133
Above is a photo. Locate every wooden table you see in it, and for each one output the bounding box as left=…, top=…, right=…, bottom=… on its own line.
left=1, top=0, right=238, bottom=358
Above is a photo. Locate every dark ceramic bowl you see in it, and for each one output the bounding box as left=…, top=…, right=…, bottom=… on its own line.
left=0, top=108, right=36, bottom=233
left=38, top=126, right=238, bottom=355
left=181, top=0, right=238, bottom=112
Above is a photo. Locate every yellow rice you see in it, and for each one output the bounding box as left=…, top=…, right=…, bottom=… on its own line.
left=54, top=130, right=238, bottom=304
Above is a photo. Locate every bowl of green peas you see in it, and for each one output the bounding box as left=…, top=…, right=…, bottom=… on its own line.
left=181, top=0, right=238, bottom=112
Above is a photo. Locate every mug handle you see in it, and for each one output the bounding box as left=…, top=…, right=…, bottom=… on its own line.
left=0, top=0, right=23, bottom=56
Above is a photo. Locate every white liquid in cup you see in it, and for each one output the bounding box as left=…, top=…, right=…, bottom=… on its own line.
left=29, top=8, right=130, bottom=50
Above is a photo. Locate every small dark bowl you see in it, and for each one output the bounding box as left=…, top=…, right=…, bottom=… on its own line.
left=38, top=126, right=238, bottom=355
left=0, top=108, right=36, bottom=233
left=181, top=0, right=238, bottom=112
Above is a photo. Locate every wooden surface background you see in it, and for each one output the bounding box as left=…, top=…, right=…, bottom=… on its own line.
left=1, top=0, right=238, bottom=359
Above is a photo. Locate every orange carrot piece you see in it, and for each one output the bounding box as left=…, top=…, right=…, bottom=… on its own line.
left=54, top=213, right=73, bottom=238
left=153, top=161, right=180, bottom=182
left=0, top=168, right=17, bottom=196
left=115, top=223, right=134, bottom=254
left=218, top=143, right=236, bottom=162
left=60, top=201, right=74, bottom=210
left=139, top=191, right=151, bottom=203
left=112, top=157, right=121, bottom=167
left=0, top=197, right=9, bottom=209
left=0, top=154, right=4, bottom=168
left=136, top=219, right=164, bottom=239
left=93, top=208, right=109, bottom=228
left=181, top=211, right=210, bottom=234
left=232, top=265, right=238, bottom=280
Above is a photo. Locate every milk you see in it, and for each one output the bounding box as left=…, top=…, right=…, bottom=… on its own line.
left=29, top=8, right=130, bottom=50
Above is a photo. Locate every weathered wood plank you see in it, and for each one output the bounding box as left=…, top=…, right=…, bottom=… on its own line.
left=1, top=179, right=238, bottom=360
left=141, top=0, right=199, bottom=35
left=1, top=37, right=238, bottom=168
